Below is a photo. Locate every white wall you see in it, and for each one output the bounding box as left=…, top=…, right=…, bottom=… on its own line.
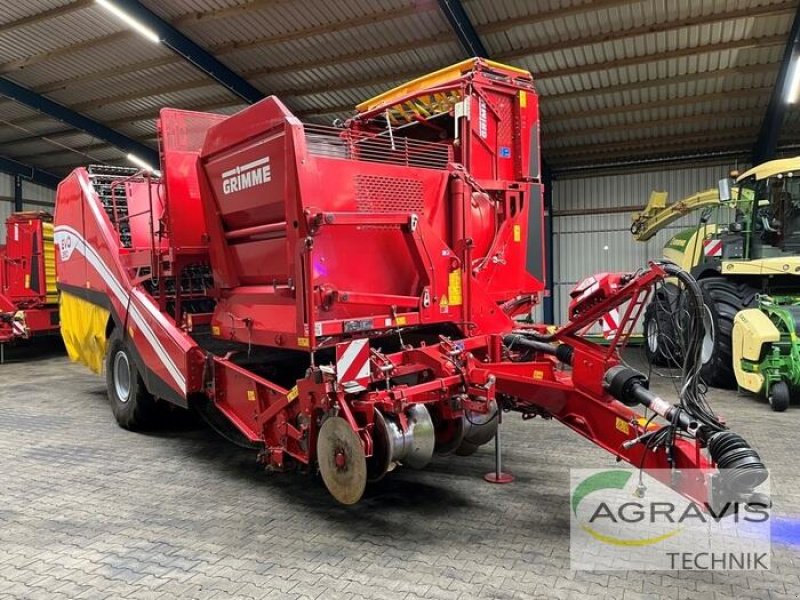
left=550, top=161, right=746, bottom=327
left=0, top=174, right=56, bottom=244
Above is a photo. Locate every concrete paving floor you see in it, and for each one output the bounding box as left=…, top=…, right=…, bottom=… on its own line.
left=1, top=340, right=799, bottom=599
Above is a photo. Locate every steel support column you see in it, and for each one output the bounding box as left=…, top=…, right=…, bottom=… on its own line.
left=542, top=163, right=555, bottom=324
left=13, top=175, right=23, bottom=211
left=753, top=6, right=800, bottom=163
left=437, top=0, right=488, bottom=57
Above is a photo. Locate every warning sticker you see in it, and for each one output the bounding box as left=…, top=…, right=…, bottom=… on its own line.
left=439, top=295, right=449, bottom=314
left=247, top=390, right=256, bottom=402
left=513, top=224, right=521, bottom=242
left=287, top=386, right=299, bottom=403
left=448, top=271, right=463, bottom=306
left=615, top=417, right=630, bottom=435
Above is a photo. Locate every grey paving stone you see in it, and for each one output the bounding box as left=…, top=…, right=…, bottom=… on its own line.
left=0, top=349, right=797, bottom=599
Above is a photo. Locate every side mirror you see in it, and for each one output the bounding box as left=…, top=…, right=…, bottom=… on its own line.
left=718, top=177, right=733, bottom=203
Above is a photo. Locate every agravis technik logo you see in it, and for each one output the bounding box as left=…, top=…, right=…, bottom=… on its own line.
left=570, top=468, right=771, bottom=570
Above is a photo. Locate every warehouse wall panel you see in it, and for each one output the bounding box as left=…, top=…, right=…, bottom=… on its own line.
left=550, top=162, right=746, bottom=327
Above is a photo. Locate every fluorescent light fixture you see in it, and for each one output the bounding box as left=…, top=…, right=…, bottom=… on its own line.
left=786, top=56, right=800, bottom=104
left=96, top=0, right=160, bottom=43
left=126, top=153, right=160, bottom=176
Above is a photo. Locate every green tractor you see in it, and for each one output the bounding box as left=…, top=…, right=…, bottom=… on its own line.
left=631, top=158, right=800, bottom=410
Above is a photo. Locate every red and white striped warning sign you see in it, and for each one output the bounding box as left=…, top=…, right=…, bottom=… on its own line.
left=11, top=313, right=27, bottom=338
left=703, top=239, right=723, bottom=257
left=601, top=308, right=620, bottom=340
left=335, top=338, right=371, bottom=385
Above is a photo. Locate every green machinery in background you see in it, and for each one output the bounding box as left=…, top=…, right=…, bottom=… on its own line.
left=630, top=157, right=800, bottom=410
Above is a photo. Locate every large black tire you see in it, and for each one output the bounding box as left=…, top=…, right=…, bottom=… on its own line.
left=697, top=277, right=758, bottom=389
left=643, top=282, right=682, bottom=366
left=105, top=330, right=157, bottom=430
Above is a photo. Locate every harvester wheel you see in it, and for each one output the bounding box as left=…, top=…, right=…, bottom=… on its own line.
left=643, top=282, right=681, bottom=366
left=105, top=331, right=157, bottom=430
left=769, top=381, right=791, bottom=412
left=697, top=278, right=758, bottom=389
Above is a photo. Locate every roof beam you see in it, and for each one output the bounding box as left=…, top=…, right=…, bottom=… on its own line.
left=2, top=1, right=786, bottom=121
left=0, top=77, right=158, bottom=165
left=0, top=156, right=61, bottom=189
left=753, top=4, right=800, bottom=163
left=98, top=0, right=264, bottom=103
left=18, top=31, right=781, bottom=126
left=437, top=0, right=487, bottom=57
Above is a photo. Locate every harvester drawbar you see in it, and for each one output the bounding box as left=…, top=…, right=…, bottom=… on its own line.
left=54, top=59, right=766, bottom=506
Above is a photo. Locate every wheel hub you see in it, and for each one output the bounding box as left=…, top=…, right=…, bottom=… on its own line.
left=113, top=351, right=131, bottom=403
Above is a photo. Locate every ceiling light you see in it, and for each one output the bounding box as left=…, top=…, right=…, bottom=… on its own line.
left=126, top=153, right=160, bottom=176
left=786, top=56, right=800, bottom=104
left=96, top=0, right=160, bottom=43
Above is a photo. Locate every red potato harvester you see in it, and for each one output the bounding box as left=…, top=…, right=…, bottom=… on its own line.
left=0, top=212, right=59, bottom=357
left=54, top=59, right=766, bottom=506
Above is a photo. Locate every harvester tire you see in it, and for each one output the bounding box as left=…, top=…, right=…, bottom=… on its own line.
left=643, top=282, right=681, bottom=366
left=105, top=331, right=157, bottom=430
left=697, top=278, right=758, bottom=389
left=768, top=381, right=791, bottom=412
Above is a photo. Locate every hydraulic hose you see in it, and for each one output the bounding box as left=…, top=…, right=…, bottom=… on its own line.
left=502, top=334, right=573, bottom=365
left=603, top=365, right=768, bottom=494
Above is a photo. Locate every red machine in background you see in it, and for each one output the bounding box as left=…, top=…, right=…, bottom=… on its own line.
left=54, top=59, right=766, bottom=507
left=0, top=212, right=59, bottom=356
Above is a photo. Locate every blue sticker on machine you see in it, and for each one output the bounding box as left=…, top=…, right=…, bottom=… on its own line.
left=500, top=147, right=511, bottom=158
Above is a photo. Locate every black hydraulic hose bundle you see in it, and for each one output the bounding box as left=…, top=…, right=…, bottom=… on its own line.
left=502, top=262, right=767, bottom=495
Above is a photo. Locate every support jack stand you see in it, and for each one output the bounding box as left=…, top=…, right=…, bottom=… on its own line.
left=484, top=408, right=514, bottom=484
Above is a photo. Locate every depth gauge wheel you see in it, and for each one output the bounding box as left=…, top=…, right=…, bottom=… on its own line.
left=769, top=381, right=791, bottom=412
left=317, top=416, right=367, bottom=505
left=105, top=330, right=157, bottom=430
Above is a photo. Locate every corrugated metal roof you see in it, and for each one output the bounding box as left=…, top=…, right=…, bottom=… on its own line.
left=0, top=0, right=796, bottom=177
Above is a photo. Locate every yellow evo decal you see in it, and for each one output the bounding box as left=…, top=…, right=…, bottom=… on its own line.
left=211, top=325, right=220, bottom=336
left=532, top=370, right=544, bottom=380
left=297, top=336, right=310, bottom=348
left=24, top=274, right=30, bottom=289
left=519, top=90, right=527, bottom=108
left=287, top=386, right=299, bottom=403
left=513, top=224, right=521, bottom=242
left=396, top=316, right=407, bottom=326
left=247, top=390, right=256, bottom=402
left=615, top=417, right=630, bottom=435
left=448, top=271, right=463, bottom=306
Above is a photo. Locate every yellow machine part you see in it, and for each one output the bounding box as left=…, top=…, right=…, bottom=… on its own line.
left=732, top=309, right=781, bottom=393
left=722, top=256, right=800, bottom=277
left=355, top=57, right=530, bottom=117
left=661, top=224, right=717, bottom=272
left=41, top=221, right=58, bottom=304
left=60, top=291, right=110, bottom=374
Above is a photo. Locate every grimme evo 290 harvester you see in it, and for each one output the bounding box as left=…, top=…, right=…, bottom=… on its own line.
left=0, top=212, right=59, bottom=359
left=54, top=59, right=766, bottom=506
